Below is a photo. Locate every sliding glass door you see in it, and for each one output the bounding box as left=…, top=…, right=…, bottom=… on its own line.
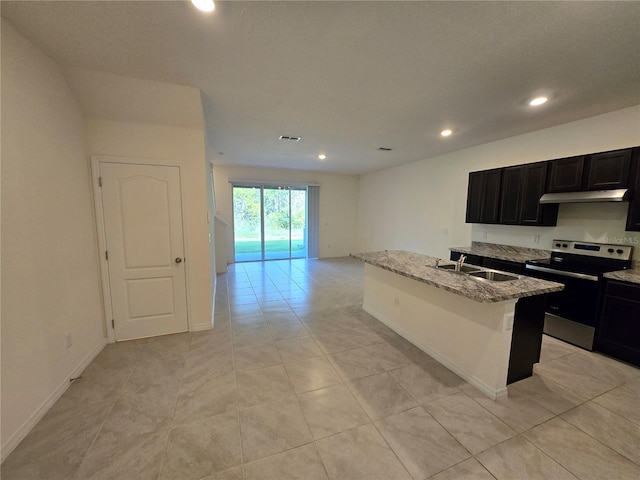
left=263, top=187, right=290, bottom=260
left=233, top=185, right=307, bottom=262
left=232, top=186, right=263, bottom=262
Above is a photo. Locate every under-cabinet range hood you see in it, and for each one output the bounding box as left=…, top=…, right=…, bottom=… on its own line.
left=539, top=188, right=629, bottom=204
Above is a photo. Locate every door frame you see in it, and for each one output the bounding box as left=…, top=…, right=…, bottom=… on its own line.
left=91, top=155, right=192, bottom=343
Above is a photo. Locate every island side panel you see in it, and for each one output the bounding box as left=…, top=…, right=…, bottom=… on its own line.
left=507, top=295, right=546, bottom=383
left=362, top=264, right=516, bottom=400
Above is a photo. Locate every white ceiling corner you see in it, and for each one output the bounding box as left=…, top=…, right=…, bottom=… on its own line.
left=2, top=1, right=639, bottom=174
left=64, top=68, right=204, bottom=129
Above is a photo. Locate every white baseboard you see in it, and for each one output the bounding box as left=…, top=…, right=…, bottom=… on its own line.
left=363, top=304, right=507, bottom=401
left=191, top=322, right=213, bottom=332
left=1, top=338, right=108, bottom=462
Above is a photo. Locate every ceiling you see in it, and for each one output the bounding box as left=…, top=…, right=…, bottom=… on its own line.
left=2, top=1, right=639, bottom=174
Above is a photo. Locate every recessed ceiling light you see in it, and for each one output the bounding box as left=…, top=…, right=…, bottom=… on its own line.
left=529, top=96, right=548, bottom=107
left=191, top=0, right=215, bottom=13
left=318, top=154, right=327, bottom=160
left=440, top=129, right=453, bottom=137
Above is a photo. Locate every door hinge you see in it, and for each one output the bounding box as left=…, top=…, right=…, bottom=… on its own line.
left=105, top=251, right=109, bottom=261
left=98, top=176, right=102, bottom=187
left=111, top=319, right=115, bottom=329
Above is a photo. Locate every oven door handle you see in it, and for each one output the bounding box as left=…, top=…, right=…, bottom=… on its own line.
left=525, top=264, right=599, bottom=282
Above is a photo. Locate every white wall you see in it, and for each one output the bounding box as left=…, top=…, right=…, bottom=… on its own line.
left=357, top=106, right=640, bottom=259
left=1, top=20, right=106, bottom=458
left=213, top=164, right=359, bottom=261
left=84, top=119, right=213, bottom=331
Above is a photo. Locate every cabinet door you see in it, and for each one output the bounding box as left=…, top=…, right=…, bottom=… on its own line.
left=587, top=149, right=631, bottom=190
left=481, top=169, right=502, bottom=224
left=547, top=156, right=585, bottom=192
left=465, top=169, right=502, bottom=224
left=598, top=281, right=640, bottom=367
left=499, top=166, right=524, bottom=224
left=466, top=171, right=485, bottom=223
left=521, top=162, right=557, bottom=226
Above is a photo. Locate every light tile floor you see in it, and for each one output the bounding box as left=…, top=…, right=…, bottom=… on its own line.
left=3, top=257, right=639, bottom=480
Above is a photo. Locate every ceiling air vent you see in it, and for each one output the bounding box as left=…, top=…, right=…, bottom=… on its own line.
left=378, top=147, right=392, bottom=151
left=279, top=135, right=301, bottom=142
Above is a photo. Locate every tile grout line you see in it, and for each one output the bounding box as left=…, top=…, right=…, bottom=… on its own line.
left=589, top=388, right=640, bottom=427
left=229, top=266, right=248, bottom=476
left=557, top=405, right=640, bottom=467
left=457, top=386, right=637, bottom=476
left=241, top=260, right=340, bottom=477
left=233, top=260, right=517, bottom=477
left=201, top=260, right=636, bottom=476
left=224, top=266, right=252, bottom=479
left=70, top=340, right=150, bottom=478
left=28, top=258, right=635, bottom=480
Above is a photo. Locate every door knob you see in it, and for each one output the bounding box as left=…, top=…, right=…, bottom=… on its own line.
left=175, top=257, right=183, bottom=264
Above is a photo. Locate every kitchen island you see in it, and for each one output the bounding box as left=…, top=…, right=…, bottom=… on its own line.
left=351, top=250, right=564, bottom=400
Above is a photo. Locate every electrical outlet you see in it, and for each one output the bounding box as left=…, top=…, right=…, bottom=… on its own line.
left=64, top=333, right=72, bottom=349
left=482, top=231, right=488, bottom=239
left=532, top=235, right=540, bottom=244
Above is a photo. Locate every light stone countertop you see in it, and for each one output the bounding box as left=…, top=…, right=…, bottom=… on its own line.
left=451, top=242, right=640, bottom=285
left=351, top=250, right=564, bottom=304
left=604, top=265, right=640, bottom=285
left=449, top=242, right=551, bottom=264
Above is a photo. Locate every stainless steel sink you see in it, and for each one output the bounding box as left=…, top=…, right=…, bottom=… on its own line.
left=434, top=264, right=482, bottom=274
left=430, top=262, right=520, bottom=282
left=468, top=270, right=521, bottom=282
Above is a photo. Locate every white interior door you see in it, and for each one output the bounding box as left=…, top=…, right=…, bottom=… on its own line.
left=100, top=162, right=188, bottom=341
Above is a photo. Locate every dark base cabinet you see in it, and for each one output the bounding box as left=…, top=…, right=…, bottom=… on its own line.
left=508, top=295, right=546, bottom=384
left=597, top=281, right=640, bottom=367
left=482, top=258, right=526, bottom=275
left=449, top=253, right=526, bottom=275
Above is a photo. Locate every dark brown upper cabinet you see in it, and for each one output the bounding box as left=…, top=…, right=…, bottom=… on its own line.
left=547, top=155, right=585, bottom=192
left=465, top=146, right=637, bottom=227
left=499, top=162, right=557, bottom=226
left=548, top=148, right=632, bottom=193
left=499, top=166, right=524, bottom=224
left=586, top=148, right=632, bottom=190
left=466, top=168, right=502, bottom=224
left=626, top=149, right=640, bottom=231
left=521, top=162, right=557, bottom=225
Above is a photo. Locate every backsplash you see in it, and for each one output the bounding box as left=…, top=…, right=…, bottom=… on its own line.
left=470, top=242, right=550, bottom=258
left=471, top=202, right=639, bottom=260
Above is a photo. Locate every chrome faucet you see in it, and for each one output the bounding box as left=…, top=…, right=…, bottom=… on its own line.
left=455, top=255, right=467, bottom=272
left=435, top=258, right=441, bottom=268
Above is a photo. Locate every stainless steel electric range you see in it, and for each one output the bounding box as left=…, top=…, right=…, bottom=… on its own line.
left=525, top=239, right=633, bottom=350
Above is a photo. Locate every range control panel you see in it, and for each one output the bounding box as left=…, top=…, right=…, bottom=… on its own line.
left=551, top=239, right=633, bottom=261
